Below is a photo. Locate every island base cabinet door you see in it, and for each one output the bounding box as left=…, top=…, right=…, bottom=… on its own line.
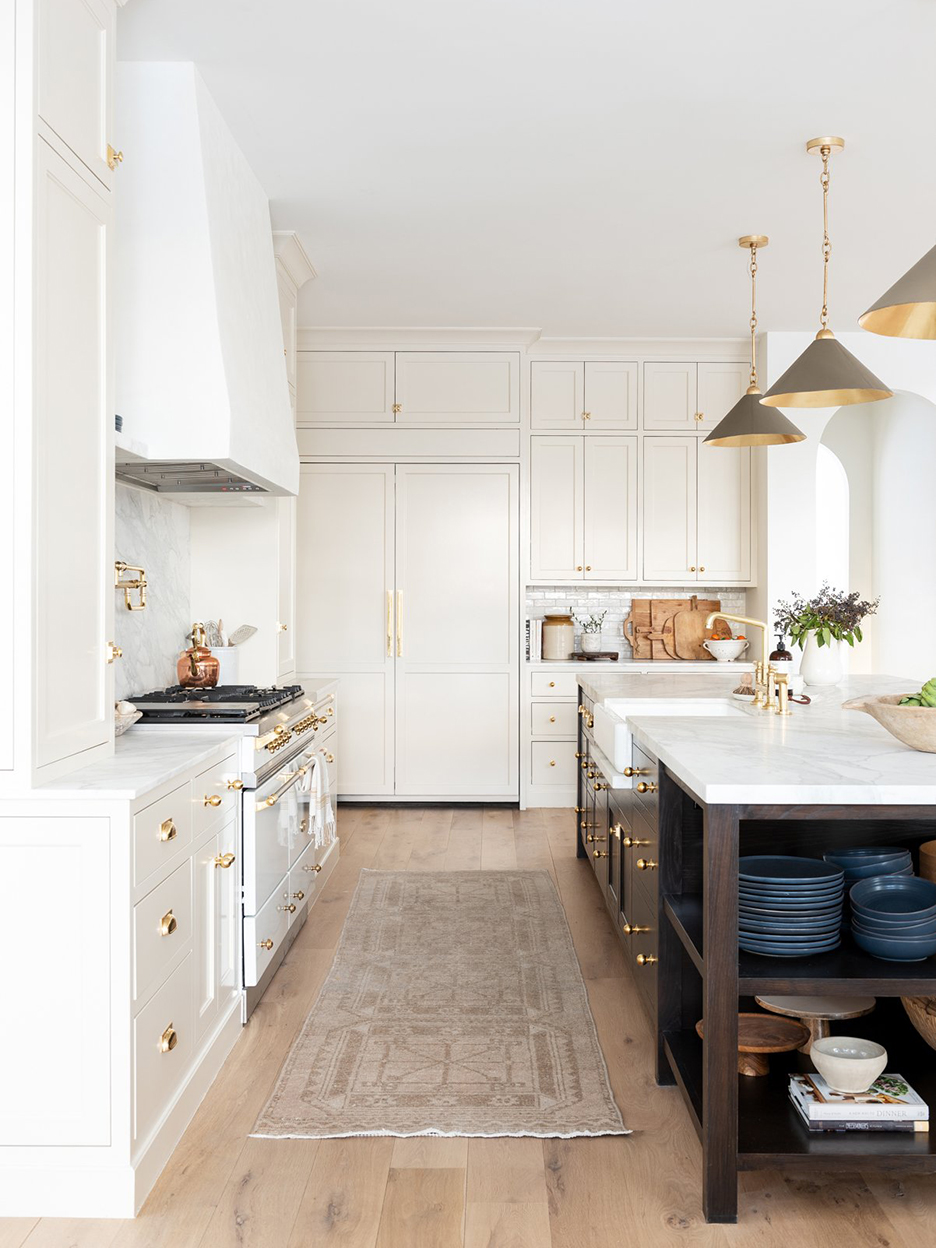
left=583, top=436, right=638, bottom=580
left=530, top=436, right=583, bottom=581
left=642, top=436, right=697, bottom=583
left=697, top=443, right=752, bottom=583
left=194, top=817, right=240, bottom=1045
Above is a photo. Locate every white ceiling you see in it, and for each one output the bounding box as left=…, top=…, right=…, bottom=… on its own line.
left=118, top=0, right=936, bottom=338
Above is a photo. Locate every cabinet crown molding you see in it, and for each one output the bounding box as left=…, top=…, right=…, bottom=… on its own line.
left=272, top=231, right=317, bottom=290
left=296, top=327, right=751, bottom=357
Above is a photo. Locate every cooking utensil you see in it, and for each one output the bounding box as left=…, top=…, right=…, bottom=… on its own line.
left=204, top=619, right=223, bottom=648
left=228, top=625, right=258, bottom=646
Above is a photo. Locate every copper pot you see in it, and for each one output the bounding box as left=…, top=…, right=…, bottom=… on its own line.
left=177, top=623, right=220, bottom=688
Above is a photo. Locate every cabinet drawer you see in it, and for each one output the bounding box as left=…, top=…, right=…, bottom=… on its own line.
left=628, top=876, right=658, bottom=1021
left=243, top=880, right=291, bottom=987
left=192, top=753, right=239, bottom=839
left=531, top=741, right=577, bottom=787
left=134, top=781, right=193, bottom=887
left=134, top=858, right=194, bottom=1007
left=632, top=745, right=659, bottom=825
left=530, top=670, right=578, bottom=698
left=531, top=702, right=578, bottom=737
left=133, top=952, right=194, bottom=1145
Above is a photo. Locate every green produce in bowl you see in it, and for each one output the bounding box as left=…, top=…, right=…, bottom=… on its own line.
left=900, top=678, right=936, bottom=707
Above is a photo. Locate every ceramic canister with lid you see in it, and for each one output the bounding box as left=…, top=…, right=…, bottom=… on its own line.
left=542, top=613, right=574, bottom=661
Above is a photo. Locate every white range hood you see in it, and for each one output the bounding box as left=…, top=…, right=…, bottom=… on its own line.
left=114, top=63, right=298, bottom=497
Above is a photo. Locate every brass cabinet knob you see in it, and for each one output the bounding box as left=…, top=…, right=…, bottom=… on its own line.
left=278, top=623, right=289, bottom=632
left=586, top=834, right=605, bottom=843
left=576, top=565, right=583, bottom=571
left=106, top=641, right=123, bottom=664
left=585, top=565, right=592, bottom=571
left=636, top=954, right=658, bottom=966
left=549, top=715, right=556, bottom=723
left=278, top=903, right=297, bottom=914
left=258, top=939, right=274, bottom=950
left=325, top=752, right=335, bottom=763
left=587, top=769, right=597, bottom=780
left=636, top=858, right=658, bottom=871
left=292, top=891, right=305, bottom=901
left=574, top=752, right=584, bottom=760
left=159, top=818, right=177, bottom=843
left=593, top=781, right=607, bottom=791
left=694, top=411, right=704, bottom=422
left=635, top=781, right=658, bottom=794
left=689, top=566, right=696, bottom=573
left=699, top=566, right=706, bottom=573
left=327, top=705, right=334, bottom=715
left=578, top=705, right=586, bottom=714
left=622, top=836, right=650, bottom=849
left=159, top=1023, right=178, bottom=1053
left=226, top=778, right=244, bottom=791
left=582, top=411, right=591, bottom=420
left=581, top=761, right=588, bottom=771
left=624, top=767, right=649, bottom=778
left=593, top=849, right=609, bottom=859
left=107, top=144, right=124, bottom=170
left=214, top=852, right=236, bottom=869
left=303, top=863, right=323, bottom=873
left=574, top=805, right=585, bottom=813
left=159, top=910, right=177, bottom=937
left=622, top=923, right=650, bottom=935
left=204, top=794, right=223, bottom=807
left=549, top=681, right=556, bottom=688
left=611, top=824, right=623, bottom=840
left=549, top=760, right=556, bottom=767
left=392, top=402, right=402, bottom=413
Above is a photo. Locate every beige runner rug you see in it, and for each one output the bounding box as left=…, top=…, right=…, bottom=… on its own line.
left=252, top=869, right=628, bottom=1139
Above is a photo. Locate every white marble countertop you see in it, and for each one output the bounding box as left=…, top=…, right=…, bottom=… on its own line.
left=33, top=729, right=240, bottom=800
left=578, top=671, right=936, bottom=805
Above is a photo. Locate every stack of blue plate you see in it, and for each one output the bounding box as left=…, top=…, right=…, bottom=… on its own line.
left=739, top=856, right=845, bottom=956
left=851, top=876, right=936, bottom=962
left=823, top=846, right=913, bottom=883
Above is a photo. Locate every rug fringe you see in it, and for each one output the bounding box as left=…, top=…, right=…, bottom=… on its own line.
left=249, top=1127, right=633, bottom=1140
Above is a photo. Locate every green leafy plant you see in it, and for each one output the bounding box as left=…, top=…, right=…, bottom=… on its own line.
left=774, top=583, right=879, bottom=649
left=573, top=611, right=607, bottom=634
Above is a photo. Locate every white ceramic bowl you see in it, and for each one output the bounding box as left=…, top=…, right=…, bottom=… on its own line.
left=809, top=1035, right=887, bottom=1094
left=702, top=637, right=749, bottom=663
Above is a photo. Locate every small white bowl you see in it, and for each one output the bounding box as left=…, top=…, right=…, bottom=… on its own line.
left=810, top=1036, right=887, bottom=1094
left=703, top=637, right=749, bottom=663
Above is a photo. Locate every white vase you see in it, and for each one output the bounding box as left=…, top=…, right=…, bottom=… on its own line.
left=799, top=633, right=843, bottom=687
left=580, top=633, right=602, bottom=654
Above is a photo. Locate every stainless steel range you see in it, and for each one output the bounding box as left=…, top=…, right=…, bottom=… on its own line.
left=134, top=681, right=340, bottom=1016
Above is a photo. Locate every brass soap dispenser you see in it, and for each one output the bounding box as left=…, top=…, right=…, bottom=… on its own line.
left=177, top=623, right=220, bottom=688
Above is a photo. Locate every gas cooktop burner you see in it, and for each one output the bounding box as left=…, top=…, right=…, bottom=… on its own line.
left=133, top=684, right=304, bottom=723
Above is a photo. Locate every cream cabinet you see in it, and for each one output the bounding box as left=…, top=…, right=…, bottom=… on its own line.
left=296, top=351, right=521, bottom=426
left=277, top=498, right=297, bottom=679
left=643, top=436, right=752, bottom=584
left=530, top=436, right=638, bottom=582
left=193, top=816, right=239, bottom=1043
left=37, top=0, right=116, bottom=191
left=531, top=360, right=638, bottom=430
left=643, top=361, right=747, bottom=432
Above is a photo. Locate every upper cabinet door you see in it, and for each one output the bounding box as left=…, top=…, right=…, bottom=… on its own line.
left=296, top=351, right=395, bottom=424
left=697, top=443, right=752, bottom=583
left=642, top=437, right=697, bottom=583
left=696, top=362, right=749, bottom=433
left=34, top=142, right=113, bottom=771
left=642, top=362, right=699, bottom=431
left=394, top=352, right=520, bottom=424
left=584, top=362, right=638, bottom=430
left=37, top=0, right=116, bottom=191
left=584, top=437, right=638, bottom=580
left=530, top=437, right=584, bottom=581
left=530, top=361, right=584, bottom=430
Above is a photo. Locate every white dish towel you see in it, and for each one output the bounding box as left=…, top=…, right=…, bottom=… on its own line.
left=303, top=750, right=336, bottom=848
left=277, top=759, right=314, bottom=849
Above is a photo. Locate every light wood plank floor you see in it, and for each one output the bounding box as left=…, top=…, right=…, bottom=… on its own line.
left=7, top=806, right=936, bottom=1247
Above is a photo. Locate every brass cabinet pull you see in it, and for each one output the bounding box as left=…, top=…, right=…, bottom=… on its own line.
left=622, top=923, right=650, bottom=935
left=636, top=954, right=658, bottom=966
left=622, top=836, right=650, bottom=849
left=580, top=761, right=588, bottom=771
left=549, top=715, right=556, bottom=723
left=386, top=590, right=392, bottom=657
left=576, top=565, right=583, bottom=572
left=578, top=704, right=585, bottom=714
left=303, top=863, right=323, bottom=873
left=226, top=778, right=244, bottom=791
left=258, top=939, right=274, bottom=950
left=214, top=852, right=236, bottom=869
left=549, top=681, right=556, bottom=688
left=159, top=818, right=177, bottom=843
left=694, top=411, right=704, bottom=422
left=624, top=767, right=649, bottom=778
left=593, top=849, right=609, bottom=859
left=325, top=752, right=335, bottom=763
left=689, top=566, right=697, bottom=573
left=396, top=590, right=403, bottom=657
left=159, top=1023, right=177, bottom=1053
left=574, top=805, right=584, bottom=813
left=159, top=910, right=177, bottom=937
left=392, top=402, right=402, bottom=413
left=611, top=824, right=623, bottom=840
left=635, top=781, right=658, bottom=794
left=292, top=891, right=305, bottom=901
left=106, top=641, right=123, bottom=664
left=582, top=411, right=591, bottom=420
left=107, top=144, right=124, bottom=170
left=203, top=794, right=223, bottom=807
left=699, top=566, right=706, bottom=573
left=574, top=752, right=584, bottom=760
left=278, top=903, right=297, bottom=914
left=593, top=781, right=607, bottom=791
left=636, top=858, right=658, bottom=871
left=585, top=565, right=592, bottom=571
left=586, top=834, right=605, bottom=844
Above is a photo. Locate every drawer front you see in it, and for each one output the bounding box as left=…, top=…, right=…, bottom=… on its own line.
left=134, top=781, right=193, bottom=887
left=531, top=740, right=577, bottom=787
left=632, top=744, right=660, bottom=825
left=531, top=670, right=578, bottom=698
left=629, top=875, right=658, bottom=1020
left=629, top=804, right=659, bottom=912
left=610, top=794, right=633, bottom=924
left=531, top=702, right=578, bottom=737
left=289, top=834, right=340, bottom=922
left=134, top=858, right=194, bottom=1007
left=134, top=952, right=194, bottom=1145
left=243, top=880, right=291, bottom=987
left=192, top=753, right=239, bottom=839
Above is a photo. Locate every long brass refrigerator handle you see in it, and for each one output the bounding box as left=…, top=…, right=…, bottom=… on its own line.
left=386, top=590, right=392, bottom=658
left=397, top=590, right=403, bottom=658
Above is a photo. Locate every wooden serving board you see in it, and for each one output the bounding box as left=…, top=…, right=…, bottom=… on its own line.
left=623, top=598, right=653, bottom=660
left=625, top=596, right=730, bottom=660
left=650, top=598, right=693, bottom=659
left=669, top=597, right=731, bottom=660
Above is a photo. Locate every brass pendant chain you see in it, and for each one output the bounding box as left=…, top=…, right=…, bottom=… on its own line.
left=819, top=144, right=832, bottom=331
left=749, top=243, right=759, bottom=389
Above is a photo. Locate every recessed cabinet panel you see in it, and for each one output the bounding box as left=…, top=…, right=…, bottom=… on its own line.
left=585, top=362, right=638, bottom=429
left=530, top=437, right=583, bottom=581
left=698, top=443, right=752, bottom=583
left=584, top=436, right=638, bottom=581
left=530, top=361, right=584, bottom=430
left=642, top=362, right=698, bottom=431
left=296, top=352, right=395, bottom=424
left=696, top=362, right=749, bottom=433
left=395, top=352, right=520, bottom=423
left=277, top=497, right=296, bottom=678
left=642, top=436, right=697, bottom=582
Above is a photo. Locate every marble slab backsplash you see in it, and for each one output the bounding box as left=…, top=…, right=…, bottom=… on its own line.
left=526, top=586, right=748, bottom=658
left=115, top=484, right=191, bottom=700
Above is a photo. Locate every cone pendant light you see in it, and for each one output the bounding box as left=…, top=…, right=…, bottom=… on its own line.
left=761, top=138, right=892, bottom=409
left=705, top=237, right=805, bottom=447
left=859, top=242, right=936, bottom=339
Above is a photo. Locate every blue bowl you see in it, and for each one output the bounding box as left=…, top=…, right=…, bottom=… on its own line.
left=851, top=902, right=936, bottom=929
left=841, top=860, right=912, bottom=881
left=824, top=846, right=911, bottom=864
left=740, top=856, right=844, bottom=885
left=852, top=927, right=936, bottom=962
left=850, top=875, right=936, bottom=918
left=852, top=913, right=936, bottom=936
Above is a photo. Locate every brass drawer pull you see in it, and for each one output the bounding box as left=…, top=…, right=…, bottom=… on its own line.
left=159, top=1023, right=178, bottom=1053
left=586, top=834, right=605, bottom=844
left=214, top=852, right=236, bottom=869
left=636, top=858, right=658, bottom=871
left=593, top=849, right=609, bottom=859
left=593, top=781, right=607, bottom=791
left=611, top=824, right=623, bottom=840
left=303, top=863, right=323, bottom=873
left=622, top=923, right=650, bottom=935
left=549, top=760, right=556, bottom=767
left=278, top=903, right=297, bottom=914
left=622, top=836, right=650, bottom=848
left=159, top=818, right=177, bottom=842
left=204, top=794, right=223, bottom=807
left=292, top=891, right=305, bottom=901
left=258, top=939, right=274, bottom=950
left=636, top=954, right=658, bottom=967
left=624, top=767, right=649, bottom=778
left=325, top=752, right=335, bottom=763
left=549, top=715, right=556, bottom=723
left=635, top=781, right=658, bottom=794
left=159, top=910, right=177, bottom=937
left=226, top=778, right=244, bottom=791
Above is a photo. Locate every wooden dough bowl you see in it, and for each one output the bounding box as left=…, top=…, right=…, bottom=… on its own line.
left=902, top=996, right=936, bottom=1050
left=696, top=1012, right=810, bottom=1077
left=843, top=694, right=936, bottom=753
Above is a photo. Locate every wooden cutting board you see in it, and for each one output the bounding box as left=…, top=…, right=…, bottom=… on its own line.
left=650, top=598, right=693, bottom=659
left=623, top=598, right=653, bottom=660
left=669, top=597, right=731, bottom=660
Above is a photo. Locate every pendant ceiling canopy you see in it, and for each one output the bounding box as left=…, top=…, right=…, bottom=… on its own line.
left=761, top=137, right=892, bottom=410
left=705, top=236, right=805, bottom=447
left=859, top=242, right=936, bottom=339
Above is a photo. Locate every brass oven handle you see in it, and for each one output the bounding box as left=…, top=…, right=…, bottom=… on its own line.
left=159, top=818, right=177, bottom=842
left=387, top=590, right=392, bottom=658
left=159, top=910, right=177, bottom=937
left=203, top=794, right=223, bottom=807
left=635, top=781, right=658, bottom=794
left=258, top=939, right=274, bottom=950
left=257, top=764, right=309, bottom=809
left=397, top=590, right=403, bottom=657
left=159, top=1023, right=178, bottom=1053
left=214, top=853, right=236, bottom=869
left=226, top=778, right=244, bottom=791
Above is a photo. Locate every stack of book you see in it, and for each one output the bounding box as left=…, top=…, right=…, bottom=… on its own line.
left=525, top=617, right=543, bottom=661
left=790, top=1072, right=930, bottom=1133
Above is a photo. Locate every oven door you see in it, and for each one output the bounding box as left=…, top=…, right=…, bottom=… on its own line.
left=243, top=753, right=312, bottom=915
